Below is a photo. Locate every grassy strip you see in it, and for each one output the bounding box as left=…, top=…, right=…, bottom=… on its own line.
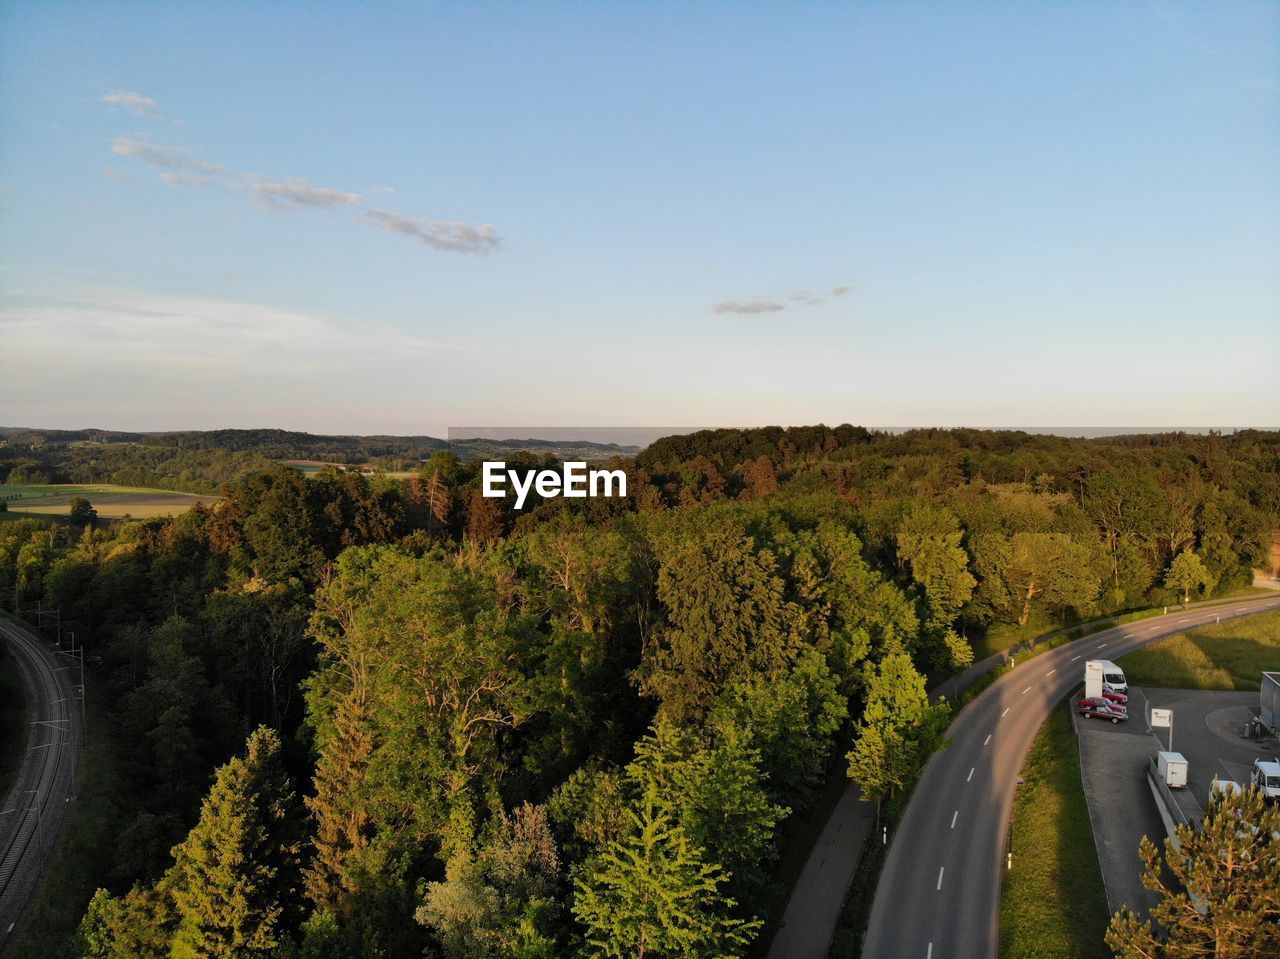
left=1119, top=609, right=1280, bottom=691
left=1000, top=703, right=1110, bottom=959
left=4, top=682, right=123, bottom=959
left=0, top=643, right=29, bottom=801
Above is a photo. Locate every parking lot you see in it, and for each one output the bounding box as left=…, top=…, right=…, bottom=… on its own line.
left=1074, top=686, right=1279, bottom=917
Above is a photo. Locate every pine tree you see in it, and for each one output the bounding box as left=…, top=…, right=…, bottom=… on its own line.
left=1106, top=785, right=1280, bottom=958
left=572, top=784, right=760, bottom=959
left=168, top=726, right=303, bottom=958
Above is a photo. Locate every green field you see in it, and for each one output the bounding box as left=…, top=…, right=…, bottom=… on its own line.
left=1, top=483, right=219, bottom=520
left=1119, top=608, right=1280, bottom=690
left=1000, top=704, right=1110, bottom=959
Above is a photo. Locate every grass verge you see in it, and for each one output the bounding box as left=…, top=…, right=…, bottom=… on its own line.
left=1119, top=609, right=1280, bottom=691
left=0, top=643, right=29, bottom=801
left=4, top=681, right=123, bottom=959
left=1000, top=703, right=1110, bottom=959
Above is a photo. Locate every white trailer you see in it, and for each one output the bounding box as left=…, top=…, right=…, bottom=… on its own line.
left=1157, top=751, right=1188, bottom=788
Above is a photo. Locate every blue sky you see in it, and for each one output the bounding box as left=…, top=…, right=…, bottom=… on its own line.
left=1, top=1, right=1277, bottom=435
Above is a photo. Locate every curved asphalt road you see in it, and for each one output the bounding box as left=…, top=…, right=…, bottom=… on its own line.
left=861, top=593, right=1280, bottom=959
left=0, top=618, right=81, bottom=946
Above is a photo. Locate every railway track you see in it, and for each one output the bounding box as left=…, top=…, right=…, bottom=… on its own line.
left=0, top=617, right=82, bottom=945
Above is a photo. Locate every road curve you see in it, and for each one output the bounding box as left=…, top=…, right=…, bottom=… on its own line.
left=861, top=594, right=1280, bottom=959
left=0, top=617, right=82, bottom=946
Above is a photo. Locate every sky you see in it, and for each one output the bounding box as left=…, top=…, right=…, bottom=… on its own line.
left=1, top=0, right=1277, bottom=437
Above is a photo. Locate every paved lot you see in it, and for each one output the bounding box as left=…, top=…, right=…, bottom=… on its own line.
left=1076, top=686, right=1279, bottom=918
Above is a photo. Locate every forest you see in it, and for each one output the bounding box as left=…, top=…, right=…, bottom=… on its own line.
left=0, top=426, right=1276, bottom=958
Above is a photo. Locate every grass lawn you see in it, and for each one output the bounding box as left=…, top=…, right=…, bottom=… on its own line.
left=1001, top=704, right=1110, bottom=959
left=1119, top=609, right=1280, bottom=690
left=1, top=483, right=219, bottom=519
left=0, top=642, right=29, bottom=801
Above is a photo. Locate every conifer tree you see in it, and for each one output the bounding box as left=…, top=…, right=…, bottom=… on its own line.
left=572, top=785, right=760, bottom=959
left=1106, top=785, right=1280, bottom=958
left=168, top=726, right=303, bottom=958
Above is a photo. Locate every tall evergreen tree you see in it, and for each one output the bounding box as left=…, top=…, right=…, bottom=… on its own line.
left=1107, top=785, right=1280, bottom=958
left=168, top=726, right=304, bottom=958
left=572, top=785, right=760, bottom=959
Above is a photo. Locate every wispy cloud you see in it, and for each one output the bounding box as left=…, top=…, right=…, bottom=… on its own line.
left=363, top=208, right=501, bottom=254
left=712, top=297, right=786, bottom=315
left=106, top=130, right=499, bottom=253
left=712, top=284, right=852, bottom=315
left=112, top=137, right=227, bottom=178
left=101, top=90, right=165, bottom=120
left=250, top=178, right=363, bottom=210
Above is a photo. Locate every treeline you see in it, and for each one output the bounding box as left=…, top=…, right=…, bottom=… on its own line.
left=0, top=426, right=1275, bottom=958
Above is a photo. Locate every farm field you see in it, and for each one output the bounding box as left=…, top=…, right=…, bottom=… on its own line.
left=0, top=484, right=220, bottom=519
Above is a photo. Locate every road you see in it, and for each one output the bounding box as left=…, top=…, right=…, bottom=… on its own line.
left=0, top=617, right=82, bottom=947
left=861, top=593, right=1280, bottom=959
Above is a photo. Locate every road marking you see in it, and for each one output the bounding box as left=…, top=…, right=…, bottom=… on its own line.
left=927, top=944, right=933, bottom=959
left=1071, top=655, right=1081, bottom=661
left=1001, top=707, right=1010, bottom=717
left=951, top=810, right=958, bottom=829
left=967, top=767, right=975, bottom=782
left=1022, top=686, right=1031, bottom=695
left=937, top=866, right=945, bottom=890
left=983, top=734, right=992, bottom=746
left=1178, top=618, right=1189, bottom=623
left=1096, top=643, right=1107, bottom=649
left=1046, top=668, right=1057, bottom=676
left=1148, top=626, right=1159, bottom=631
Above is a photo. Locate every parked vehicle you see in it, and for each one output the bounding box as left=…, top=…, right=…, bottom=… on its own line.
left=1078, top=701, right=1128, bottom=723
left=1251, top=758, right=1280, bottom=802
left=1077, top=695, right=1127, bottom=714
left=1100, top=685, right=1128, bottom=704
left=1085, top=659, right=1128, bottom=697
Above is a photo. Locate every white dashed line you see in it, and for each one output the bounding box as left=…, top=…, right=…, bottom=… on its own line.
left=983, top=734, right=992, bottom=746
left=927, top=944, right=933, bottom=959
left=1096, top=643, right=1107, bottom=649
left=1071, top=655, right=1081, bottom=661
left=951, top=810, right=958, bottom=829
left=1022, top=686, right=1031, bottom=695
left=1046, top=668, right=1057, bottom=676
left=1001, top=707, right=1010, bottom=718
left=1178, top=618, right=1189, bottom=623
left=967, top=767, right=975, bottom=782
left=937, top=866, right=945, bottom=890
left=1148, top=626, right=1159, bottom=631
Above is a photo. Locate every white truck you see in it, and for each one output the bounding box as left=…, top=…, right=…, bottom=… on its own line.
left=1251, top=758, right=1280, bottom=803
left=1084, top=659, right=1127, bottom=698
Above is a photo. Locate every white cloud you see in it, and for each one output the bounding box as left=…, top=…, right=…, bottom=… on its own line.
left=362, top=208, right=501, bottom=254
left=108, top=137, right=498, bottom=254
left=712, top=297, right=786, bottom=315
left=112, top=137, right=227, bottom=178
left=250, top=178, right=363, bottom=210
left=102, top=90, right=165, bottom=120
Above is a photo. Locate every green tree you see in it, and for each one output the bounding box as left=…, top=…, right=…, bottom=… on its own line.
left=972, top=531, right=1101, bottom=626
left=627, top=716, right=787, bottom=901
left=416, top=803, right=561, bottom=959
left=1106, top=785, right=1280, bottom=958
left=571, top=785, right=760, bottom=959
left=68, top=496, right=98, bottom=526
left=847, top=652, right=949, bottom=803
left=1164, top=548, right=1216, bottom=606
left=167, top=726, right=304, bottom=958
